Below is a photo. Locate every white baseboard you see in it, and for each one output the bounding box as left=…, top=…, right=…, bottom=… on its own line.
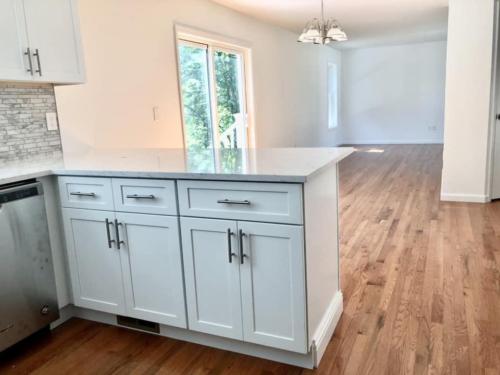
left=440, top=193, right=490, bottom=203
left=311, top=291, right=343, bottom=367
left=342, top=139, right=443, bottom=145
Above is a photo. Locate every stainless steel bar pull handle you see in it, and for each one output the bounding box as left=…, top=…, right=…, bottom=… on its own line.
left=217, top=199, right=251, bottom=205
left=114, top=219, right=125, bottom=249
left=105, top=219, right=115, bottom=249
left=227, top=229, right=237, bottom=263
left=126, top=194, right=156, bottom=200
left=33, top=49, right=42, bottom=76
left=70, top=192, right=96, bottom=197
left=24, top=48, right=33, bottom=75
left=239, top=229, right=248, bottom=265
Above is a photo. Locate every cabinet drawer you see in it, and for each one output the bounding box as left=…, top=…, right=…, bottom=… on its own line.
left=58, top=177, right=114, bottom=211
left=112, top=179, right=177, bottom=215
left=178, top=180, right=303, bottom=224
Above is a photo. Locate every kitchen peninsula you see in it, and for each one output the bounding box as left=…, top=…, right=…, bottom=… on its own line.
left=1, top=147, right=353, bottom=368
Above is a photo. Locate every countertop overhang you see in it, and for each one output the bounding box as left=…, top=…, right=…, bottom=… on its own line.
left=0, top=147, right=354, bottom=185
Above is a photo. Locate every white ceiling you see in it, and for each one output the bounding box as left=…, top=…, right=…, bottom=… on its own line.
left=210, top=0, right=449, bottom=48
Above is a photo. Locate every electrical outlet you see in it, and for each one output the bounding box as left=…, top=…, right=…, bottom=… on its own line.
left=46, top=112, right=58, bottom=131
left=153, top=106, right=160, bottom=122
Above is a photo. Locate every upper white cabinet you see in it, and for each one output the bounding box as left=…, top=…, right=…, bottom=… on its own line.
left=0, top=0, right=29, bottom=81
left=22, top=0, right=85, bottom=83
left=0, top=0, right=85, bottom=84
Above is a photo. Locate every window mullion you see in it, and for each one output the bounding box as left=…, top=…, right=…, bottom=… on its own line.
left=207, top=46, right=220, bottom=150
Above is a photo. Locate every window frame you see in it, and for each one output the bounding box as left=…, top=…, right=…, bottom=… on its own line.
left=327, top=62, right=340, bottom=130
left=174, top=24, right=255, bottom=150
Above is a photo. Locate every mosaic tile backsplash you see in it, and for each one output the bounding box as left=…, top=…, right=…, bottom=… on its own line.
left=0, top=83, right=62, bottom=162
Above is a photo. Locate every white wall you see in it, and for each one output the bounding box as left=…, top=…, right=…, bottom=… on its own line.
left=441, top=0, right=496, bottom=202
left=340, top=41, right=447, bottom=145
left=54, top=0, right=339, bottom=152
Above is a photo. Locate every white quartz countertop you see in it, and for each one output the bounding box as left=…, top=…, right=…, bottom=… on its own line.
left=0, top=147, right=354, bottom=185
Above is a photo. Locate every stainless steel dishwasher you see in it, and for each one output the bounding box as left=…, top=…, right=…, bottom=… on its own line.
left=0, top=180, right=59, bottom=352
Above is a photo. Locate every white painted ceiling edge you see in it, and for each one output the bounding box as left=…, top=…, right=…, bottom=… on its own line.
left=209, top=0, right=449, bottom=49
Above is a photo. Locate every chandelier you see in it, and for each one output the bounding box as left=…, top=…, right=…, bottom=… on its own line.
left=298, top=0, right=347, bottom=45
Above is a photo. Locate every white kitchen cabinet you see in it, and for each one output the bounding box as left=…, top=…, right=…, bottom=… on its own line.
left=22, top=0, right=85, bottom=83
left=56, top=162, right=345, bottom=368
left=0, top=0, right=29, bottom=81
left=181, top=217, right=307, bottom=353
left=59, top=176, right=114, bottom=211
left=181, top=217, right=243, bottom=340
left=62, top=208, right=126, bottom=315
left=116, top=212, right=186, bottom=328
left=112, top=179, right=178, bottom=215
left=178, top=180, right=303, bottom=225
left=0, top=0, right=85, bottom=83
left=62, top=207, right=187, bottom=326
left=238, top=221, right=307, bottom=353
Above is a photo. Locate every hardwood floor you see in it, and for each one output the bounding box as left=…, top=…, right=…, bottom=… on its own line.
left=2, top=145, right=500, bottom=374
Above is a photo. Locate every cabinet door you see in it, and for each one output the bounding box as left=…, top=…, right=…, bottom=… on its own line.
left=238, top=221, right=307, bottom=353
left=0, top=0, right=31, bottom=81
left=116, top=213, right=187, bottom=328
left=181, top=217, right=243, bottom=340
left=62, top=208, right=126, bottom=315
left=22, top=0, right=85, bottom=83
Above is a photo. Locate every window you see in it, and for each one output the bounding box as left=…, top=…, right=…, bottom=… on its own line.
left=176, top=33, right=250, bottom=153
left=328, top=63, right=339, bottom=129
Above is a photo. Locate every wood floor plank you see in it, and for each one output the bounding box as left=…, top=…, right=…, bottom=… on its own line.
left=1, top=145, right=500, bottom=374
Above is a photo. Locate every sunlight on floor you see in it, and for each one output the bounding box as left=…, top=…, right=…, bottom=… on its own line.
left=353, top=147, right=385, bottom=153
